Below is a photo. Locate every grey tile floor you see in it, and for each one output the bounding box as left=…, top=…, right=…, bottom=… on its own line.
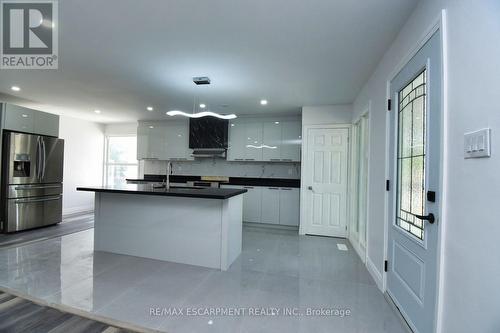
left=0, top=227, right=407, bottom=333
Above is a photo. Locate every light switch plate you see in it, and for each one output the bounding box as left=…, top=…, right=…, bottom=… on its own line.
left=464, top=128, right=491, bottom=159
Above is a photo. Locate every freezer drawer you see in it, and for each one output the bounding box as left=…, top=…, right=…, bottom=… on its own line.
left=8, top=183, right=63, bottom=199
left=5, top=195, right=62, bottom=232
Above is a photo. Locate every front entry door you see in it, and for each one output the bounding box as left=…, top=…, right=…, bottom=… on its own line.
left=304, top=127, right=349, bottom=237
left=387, top=31, right=442, bottom=333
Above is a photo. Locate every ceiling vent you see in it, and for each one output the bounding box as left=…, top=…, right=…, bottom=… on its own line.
left=193, top=76, right=211, bottom=85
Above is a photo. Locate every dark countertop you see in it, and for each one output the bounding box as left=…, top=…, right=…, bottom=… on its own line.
left=77, top=184, right=247, bottom=200
left=126, top=175, right=301, bottom=188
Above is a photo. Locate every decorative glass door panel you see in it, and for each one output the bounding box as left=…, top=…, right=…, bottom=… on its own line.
left=396, top=70, right=426, bottom=240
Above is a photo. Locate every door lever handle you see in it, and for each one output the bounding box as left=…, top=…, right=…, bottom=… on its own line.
left=413, top=213, right=435, bottom=224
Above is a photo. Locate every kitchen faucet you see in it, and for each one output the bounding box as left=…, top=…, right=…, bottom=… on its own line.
left=164, top=162, right=172, bottom=190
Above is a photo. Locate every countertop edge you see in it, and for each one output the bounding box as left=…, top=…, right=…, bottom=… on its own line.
left=76, top=187, right=247, bottom=200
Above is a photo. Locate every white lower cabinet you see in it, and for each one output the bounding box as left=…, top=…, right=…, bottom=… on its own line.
left=279, top=188, right=300, bottom=226
left=261, top=187, right=280, bottom=224
left=221, top=184, right=299, bottom=226
left=242, top=186, right=262, bottom=223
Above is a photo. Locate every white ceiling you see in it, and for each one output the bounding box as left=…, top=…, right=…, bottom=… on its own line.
left=0, top=0, right=417, bottom=123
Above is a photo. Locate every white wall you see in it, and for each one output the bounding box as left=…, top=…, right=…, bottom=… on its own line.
left=104, top=122, right=137, bottom=136
left=353, top=1, right=500, bottom=332
left=59, top=116, right=104, bottom=215
left=302, top=104, right=352, bottom=125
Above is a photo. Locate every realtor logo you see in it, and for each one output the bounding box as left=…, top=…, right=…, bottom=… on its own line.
left=1, top=0, right=58, bottom=69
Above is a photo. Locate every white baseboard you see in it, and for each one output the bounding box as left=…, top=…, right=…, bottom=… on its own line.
left=366, top=257, right=384, bottom=291
left=348, top=237, right=366, bottom=264
left=63, top=205, right=94, bottom=218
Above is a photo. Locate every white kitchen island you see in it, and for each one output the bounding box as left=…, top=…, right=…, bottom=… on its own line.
left=77, top=185, right=246, bottom=270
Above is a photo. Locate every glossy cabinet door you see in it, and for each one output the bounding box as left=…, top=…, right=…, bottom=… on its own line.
left=280, top=121, right=301, bottom=162
left=3, top=104, right=35, bottom=133
left=279, top=187, right=300, bottom=226
left=164, top=121, right=192, bottom=160
left=262, top=121, right=281, bottom=161
left=227, top=120, right=246, bottom=161
left=136, top=124, right=150, bottom=160
left=148, top=125, right=168, bottom=160
left=242, top=186, right=262, bottom=223
left=261, top=187, right=280, bottom=224
left=2, top=104, right=59, bottom=136
left=34, top=111, right=59, bottom=137
left=137, top=123, right=166, bottom=160
left=137, top=121, right=192, bottom=160
left=244, top=121, right=263, bottom=161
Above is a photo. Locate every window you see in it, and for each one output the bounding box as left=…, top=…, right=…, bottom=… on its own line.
left=104, top=136, right=138, bottom=186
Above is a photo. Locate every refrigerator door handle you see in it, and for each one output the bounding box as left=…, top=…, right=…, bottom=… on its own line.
left=14, top=184, right=61, bottom=190
left=41, top=138, right=47, bottom=179
left=14, top=195, right=62, bottom=204
left=36, top=136, right=41, bottom=180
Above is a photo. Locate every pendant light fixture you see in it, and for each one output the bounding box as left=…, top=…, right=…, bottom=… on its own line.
left=166, top=110, right=236, bottom=120
left=166, top=77, right=237, bottom=120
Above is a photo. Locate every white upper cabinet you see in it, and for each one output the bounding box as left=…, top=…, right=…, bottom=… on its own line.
left=137, top=120, right=192, bottom=160
left=262, top=121, right=281, bottom=161
left=2, top=104, right=59, bottom=137
left=280, top=120, right=301, bottom=162
left=244, top=121, right=263, bottom=161
left=228, top=117, right=301, bottom=162
left=227, top=120, right=264, bottom=161
left=227, top=120, right=246, bottom=161
left=164, top=121, right=193, bottom=160
left=137, top=122, right=167, bottom=160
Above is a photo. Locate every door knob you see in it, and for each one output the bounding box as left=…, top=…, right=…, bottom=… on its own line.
left=413, top=213, right=435, bottom=224
left=308, top=186, right=313, bottom=191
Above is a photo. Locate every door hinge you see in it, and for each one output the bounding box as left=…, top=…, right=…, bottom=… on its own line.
left=384, top=260, right=388, bottom=272
left=387, top=99, right=392, bottom=111
left=386, top=179, right=390, bottom=191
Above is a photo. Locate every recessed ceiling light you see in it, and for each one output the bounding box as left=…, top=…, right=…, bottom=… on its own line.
left=11, top=86, right=20, bottom=92
left=199, top=103, right=206, bottom=109
left=275, top=121, right=280, bottom=124
left=21, top=114, right=28, bottom=118
left=149, top=125, right=154, bottom=129
left=147, top=106, right=154, bottom=111
left=260, top=99, right=268, bottom=105
left=94, top=110, right=101, bottom=114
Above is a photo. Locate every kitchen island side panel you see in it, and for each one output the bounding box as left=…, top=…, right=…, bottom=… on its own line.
left=94, top=192, right=225, bottom=269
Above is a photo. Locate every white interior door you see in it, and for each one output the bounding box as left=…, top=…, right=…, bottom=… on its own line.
left=303, top=127, right=349, bottom=237
left=387, top=31, right=442, bottom=333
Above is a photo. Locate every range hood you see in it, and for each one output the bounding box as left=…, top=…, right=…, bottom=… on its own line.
left=191, top=148, right=226, bottom=158
left=189, top=117, right=229, bottom=158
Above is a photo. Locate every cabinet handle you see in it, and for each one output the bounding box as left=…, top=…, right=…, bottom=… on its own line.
left=268, top=187, right=279, bottom=190
left=245, top=159, right=255, bottom=161
left=270, top=159, right=281, bottom=161
left=281, top=188, right=293, bottom=190
left=243, top=186, right=254, bottom=189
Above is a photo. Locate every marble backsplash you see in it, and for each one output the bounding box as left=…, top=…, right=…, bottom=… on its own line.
left=141, top=159, right=301, bottom=179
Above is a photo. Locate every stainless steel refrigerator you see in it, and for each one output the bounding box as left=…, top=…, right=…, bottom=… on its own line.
left=1, top=131, right=64, bottom=233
